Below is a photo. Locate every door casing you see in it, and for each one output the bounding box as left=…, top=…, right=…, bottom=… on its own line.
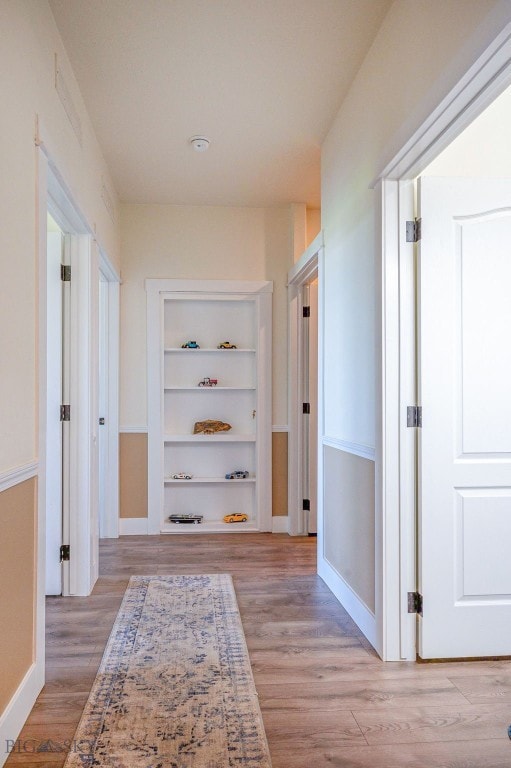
left=376, top=23, right=511, bottom=660
left=287, top=232, right=323, bottom=537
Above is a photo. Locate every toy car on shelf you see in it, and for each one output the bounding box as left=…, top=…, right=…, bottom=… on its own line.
left=168, top=514, right=203, bottom=524
left=223, top=513, right=248, bottom=523
left=217, top=341, right=237, bottom=349
left=225, top=470, right=249, bottom=479
left=181, top=340, right=200, bottom=348
left=172, top=472, right=193, bottom=480
left=198, top=377, right=218, bottom=387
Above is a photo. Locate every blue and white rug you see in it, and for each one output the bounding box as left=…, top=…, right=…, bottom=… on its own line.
left=64, top=574, right=272, bottom=768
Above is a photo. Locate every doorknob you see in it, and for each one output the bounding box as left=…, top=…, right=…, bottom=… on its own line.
left=99, top=417, right=105, bottom=425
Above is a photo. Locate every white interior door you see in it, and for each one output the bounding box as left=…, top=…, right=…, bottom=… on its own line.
left=308, top=280, right=318, bottom=534
left=417, top=176, right=511, bottom=658
left=98, top=277, right=108, bottom=538
left=45, top=230, right=63, bottom=595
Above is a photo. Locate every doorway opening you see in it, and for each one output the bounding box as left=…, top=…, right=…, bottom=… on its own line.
left=287, top=232, right=323, bottom=537
left=38, top=145, right=120, bottom=605
left=377, top=29, right=511, bottom=660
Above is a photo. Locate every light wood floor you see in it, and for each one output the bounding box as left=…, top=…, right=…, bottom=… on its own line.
left=6, top=533, right=511, bottom=767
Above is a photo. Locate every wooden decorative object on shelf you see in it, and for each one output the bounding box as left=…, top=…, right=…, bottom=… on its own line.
left=193, top=419, right=232, bottom=435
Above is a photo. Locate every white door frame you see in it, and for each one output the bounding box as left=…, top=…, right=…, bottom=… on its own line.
left=98, top=262, right=120, bottom=540
left=376, top=23, right=511, bottom=660
left=287, top=231, right=323, bottom=536
left=36, top=129, right=120, bottom=595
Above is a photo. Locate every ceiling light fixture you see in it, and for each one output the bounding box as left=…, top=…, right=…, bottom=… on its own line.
left=189, top=135, right=210, bottom=152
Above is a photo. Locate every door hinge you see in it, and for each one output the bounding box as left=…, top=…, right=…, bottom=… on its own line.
left=303, top=402, right=311, bottom=414
left=407, top=405, right=422, bottom=428
left=60, top=404, right=70, bottom=422
left=303, top=499, right=310, bottom=511
left=303, top=305, right=311, bottom=318
left=406, top=218, right=422, bottom=243
left=408, top=591, right=423, bottom=616
left=61, top=264, right=71, bottom=282
left=60, top=544, right=70, bottom=562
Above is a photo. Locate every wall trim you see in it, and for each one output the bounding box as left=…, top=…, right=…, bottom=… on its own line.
left=145, top=278, right=273, bottom=295
left=0, top=662, right=44, bottom=768
left=272, top=515, right=289, bottom=533
left=0, top=462, right=38, bottom=494
left=272, top=425, right=288, bottom=433
left=119, top=517, right=148, bottom=535
left=119, top=426, right=148, bottom=434
left=322, top=436, right=375, bottom=462
left=318, top=557, right=377, bottom=651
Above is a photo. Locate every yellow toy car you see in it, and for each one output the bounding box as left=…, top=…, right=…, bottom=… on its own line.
left=217, top=341, right=237, bottom=349
left=223, top=513, right=248, bottom=523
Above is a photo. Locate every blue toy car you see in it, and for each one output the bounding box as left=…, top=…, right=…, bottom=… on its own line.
left=225, top=470, right=249, bottom=479
left=181, top=340, right=200, bottom=348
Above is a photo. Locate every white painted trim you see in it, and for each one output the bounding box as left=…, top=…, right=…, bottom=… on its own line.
left=322, top=436, right=375, bottom=462
left=99, top=249, right=121, bottom=284
left=0, top=662, right=44, bottom=768
left=377, top=26, right=511, bottom=661
left=272, top=515, right=289, bottom=534
left=34, top=147, right=47, bottom=712
left=318, top=557, right=377, bottom=650
left=287, top=231, right=323, bottom=286
left=146, top=279, right=273, bottom=535
left=287, top=234, right=322, bottom=536
left=145, top=278, right=273, bottom=295
left=0, top=462, right=38, bottom=494
left=67, top=235, right=99, bottom=596
left=98, top=275, right=120, bottom=540
left=119, top=517, right=149, bottom=535
left=272, top=425, right=288, bottom=433
left=120, top=425, right=149, bottom=434
left=374, top=23, right=511, bottom=184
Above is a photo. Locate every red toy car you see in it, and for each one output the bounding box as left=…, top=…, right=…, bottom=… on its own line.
left=198, top=377, right=218, bottom=386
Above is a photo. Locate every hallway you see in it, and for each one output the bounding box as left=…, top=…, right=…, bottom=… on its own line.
left=6, top=534, right=511, bottom=767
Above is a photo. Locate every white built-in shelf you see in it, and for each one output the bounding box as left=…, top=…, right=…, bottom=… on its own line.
left=164, top=477, right=256, bottom=484
left=146, top=278, right=272, bottom=535
left=164, top=348, right=256, bottom=353
left=164, top=388, right=256, bottom=393
left=163, top=434, right=256, bottom=443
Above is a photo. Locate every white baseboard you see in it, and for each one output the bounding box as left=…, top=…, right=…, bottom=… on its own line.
left=119, top=517, right=148, bottom=535
left=272, top=515, right=289, bottom=533
left=318, top=556, right=378, bottom=653
left=0, top=662, right=44, bottom=767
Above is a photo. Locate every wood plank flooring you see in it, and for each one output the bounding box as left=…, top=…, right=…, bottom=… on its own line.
left=6, top=533, right=511, bottom=767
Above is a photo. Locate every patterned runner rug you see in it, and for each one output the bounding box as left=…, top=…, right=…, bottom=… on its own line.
left=64, top=574, right=272, bottom=768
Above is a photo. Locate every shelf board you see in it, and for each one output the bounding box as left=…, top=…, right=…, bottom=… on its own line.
left=164, top=434, right=256, bottom=443
left=164, top=348, right=256, bottom=353
left=164, top=477, right=255, bottom=484
left=164, top=386, right=255, bottom=391
left=161, top=521, right=259, bottom=534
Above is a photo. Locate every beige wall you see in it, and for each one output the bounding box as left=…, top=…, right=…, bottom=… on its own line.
left=120, top=434, right=148, bottom=519
left=0, top=0, right=119, bottom=470
left=321, top=0, right=511, bottom=611
left=119, top=203, right=294, bottom=429
left=0, top=0, right=119, bottom=724
left=119, top=203, right=294, bottom=518
left=272, top=432, right=288, bottom=517
left=306, top=208, right=321, bottom=245
left=0, top=479, right=36, bottom=712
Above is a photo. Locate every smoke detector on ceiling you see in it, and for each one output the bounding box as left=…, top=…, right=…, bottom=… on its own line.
left=190, top=136, right=210, bottom=152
